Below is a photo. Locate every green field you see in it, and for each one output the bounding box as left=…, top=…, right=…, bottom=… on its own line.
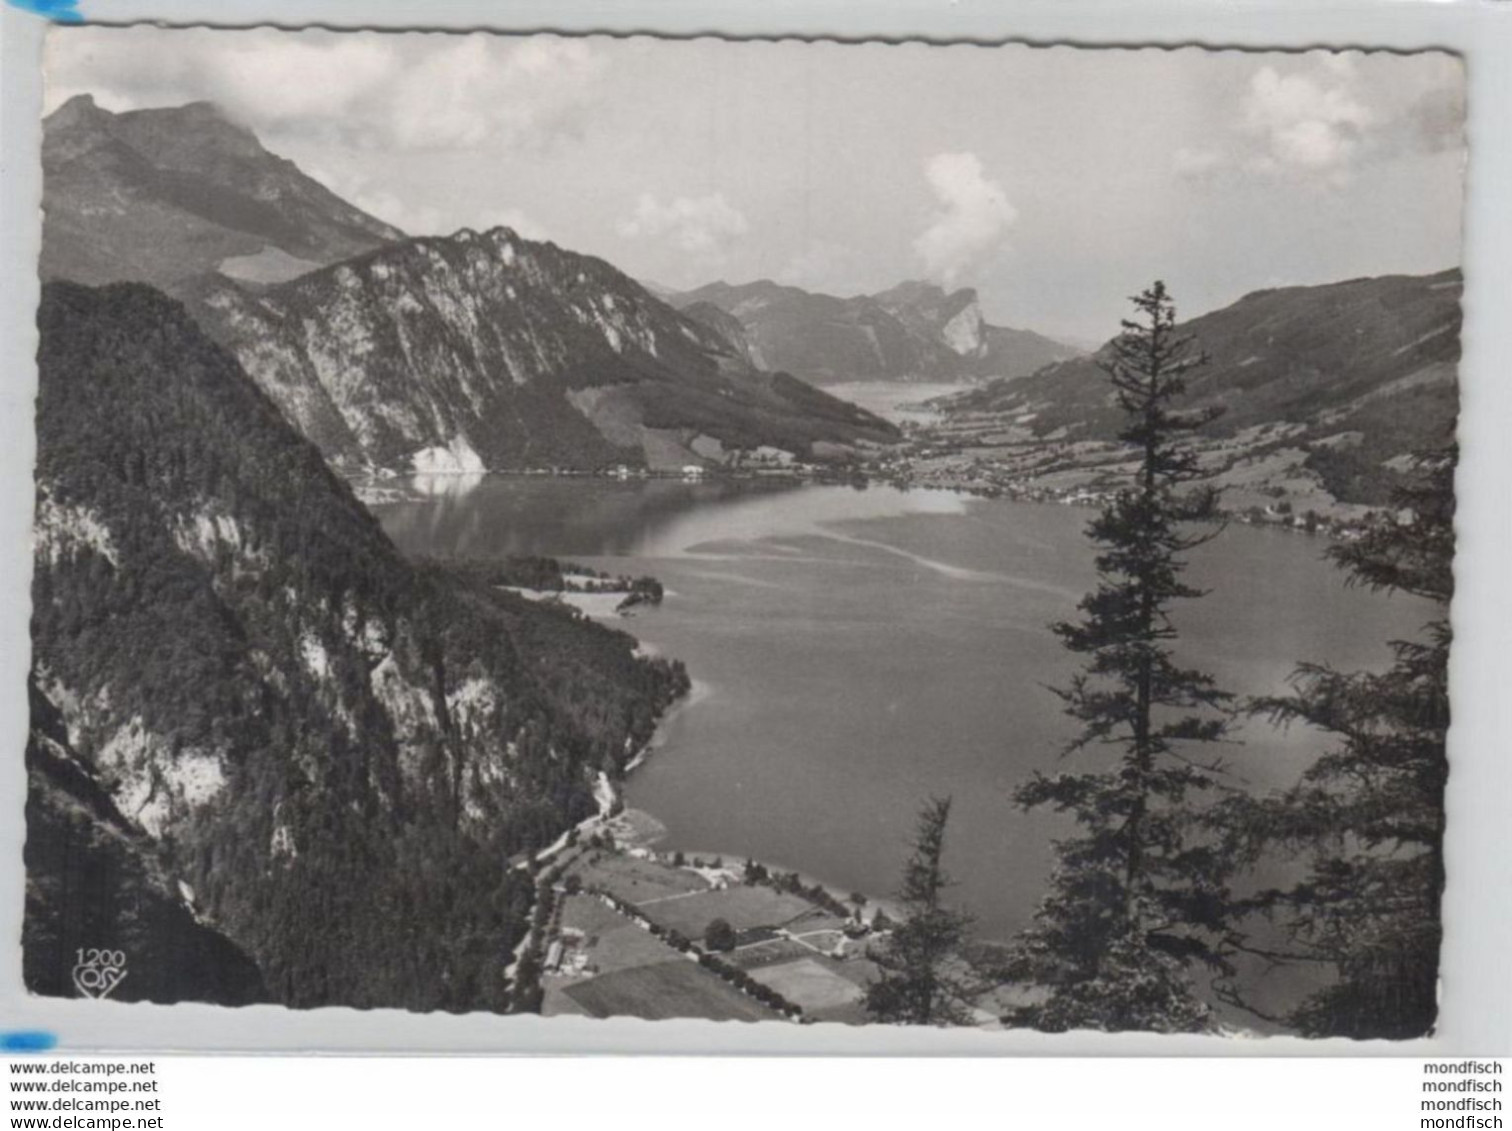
left=557, top=896, right=676, bottom=975
left=562, top=959, right=780, bottom=1023
left=749, top=955, right=881, bottom=1024
left=749, top=958, right=865, bottom=1011
left=570, top=853, right=710, bottom=904
left=782, top=908, right=851, bottom=935
left=559, top=892, right=633, bottom=937
left=726, top=938, right=815, bottom=970
left=639, top=886, right=816, bottom=938
left=540, top=986, right=593, bottom=1018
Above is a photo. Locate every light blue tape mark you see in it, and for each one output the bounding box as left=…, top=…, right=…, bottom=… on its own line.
left=5, top=0, right=83, bottom=23
left=2, top=1030, right=59, bottom=1052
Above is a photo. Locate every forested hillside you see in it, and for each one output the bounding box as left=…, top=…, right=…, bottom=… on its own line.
left=942, top=270, right=1460, bottom=504
left=28, top=281, right=688, bottom=1010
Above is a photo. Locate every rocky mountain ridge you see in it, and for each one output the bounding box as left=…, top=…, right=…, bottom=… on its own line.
left=673, top=278, right=1078, bottom=386
left=191, top=227, right=898, bottom=476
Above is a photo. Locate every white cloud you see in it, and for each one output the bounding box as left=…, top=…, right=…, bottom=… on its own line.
left=387, top=35, right=604, bottom=151
left=195, top=37, right=398, bottom=125
left=45, top=28, right=395, bottom=122
left=1242, top=63, right=1373, bottom=179
left=617, top=193, right=749, bottom=256
left=913, top=152, right=1016, bottom=286
left=44, top=28, right=606, bottom=154
left=1173, top=53, right=1460, bottom=191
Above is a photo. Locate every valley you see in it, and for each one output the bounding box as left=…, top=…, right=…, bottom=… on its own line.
left=26, top=65, right=1462, bottom=1038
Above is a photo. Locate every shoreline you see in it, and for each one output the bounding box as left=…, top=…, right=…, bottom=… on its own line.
left=652, top=838, right=907, bottom=929
left=359, top=464, right=1356, bottom=546
left=525, top=564, right=913, bottom=934
left=533, top=669, right=904, bottom=929
left=624, top=677, right=712, bottom=774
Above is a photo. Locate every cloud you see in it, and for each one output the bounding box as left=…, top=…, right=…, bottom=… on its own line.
left=298, top=169, right=547, bottom=241
left=1172, top=54, right=1463, bottom=191
left=386, top=35, right=604, bottom=151
left=44, top=27, right=606, bottom=154
left=1398, top=83, right=1466, bottom=156
left=616, top=193, right=749, bottom=256
left=913, top=152, right=1016, bottom=286
left=1241, top=64, right=1373, bottom=179
left=45, top=28, right=381, bottom=119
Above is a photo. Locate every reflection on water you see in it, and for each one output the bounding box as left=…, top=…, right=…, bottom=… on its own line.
left=374, top=477, right=1432, bottom=963
left=383, top=475, right=975, bottom=562
left=380, top=475, right=812, bottom=559
left=409, top=472, right=489, bottom=500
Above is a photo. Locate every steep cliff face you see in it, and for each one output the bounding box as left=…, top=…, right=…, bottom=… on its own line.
left=30, top=281, right=689, bottom=1010
left=872, top=280, right=987, bottom=357
left=191, top=228, right=897, bottom=474
left=676, top=278, right=1077, bottom=385
left=24, top=682, right=270, bottom=1006
left=41, top=96, right=403, bottom=291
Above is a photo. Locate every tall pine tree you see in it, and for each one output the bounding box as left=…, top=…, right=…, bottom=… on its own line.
left=1226, top=443, right=1453, bottom=1038
left=1006, top=281, right=1234, bottom=1033
left=865, top=796, right=977, bottom=1026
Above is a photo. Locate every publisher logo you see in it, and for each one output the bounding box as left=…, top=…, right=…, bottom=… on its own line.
left=71, top=948, right=127, bottom=999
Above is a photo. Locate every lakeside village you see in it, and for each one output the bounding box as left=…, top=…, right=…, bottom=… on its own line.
left=355, top=409, right=1399, bottom=543
left=503, top=803, right=1011, bottom=1026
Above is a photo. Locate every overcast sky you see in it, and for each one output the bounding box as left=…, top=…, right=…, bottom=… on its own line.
left=45, top=27, right=1465, bottom=342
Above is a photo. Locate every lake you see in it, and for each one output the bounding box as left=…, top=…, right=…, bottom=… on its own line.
left=374, top=475, right=1434, bottom=943
left=823, top=379, right=977, bottom=426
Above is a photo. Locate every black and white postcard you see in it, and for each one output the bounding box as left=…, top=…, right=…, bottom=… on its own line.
left=22, top=25, right=1466, bottom=1041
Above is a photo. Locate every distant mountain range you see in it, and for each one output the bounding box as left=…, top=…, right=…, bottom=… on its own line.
left=671, top=278, right=1080, bottom=386
left=42, top=94, right=403, bottom=291
left=943, top=269, right=1462, bottom=503
left=42, top=99, right=898, bottom=475
left=28, top=280, right=689, bottom=1009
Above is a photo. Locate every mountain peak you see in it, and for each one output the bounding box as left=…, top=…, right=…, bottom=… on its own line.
left=43, top=97, right=404, bottom=291
left=45, top=92, right=111, bottom=133
left=52, top=91, right=98, bottom=113
left=673, top=274, right=1072, bottom=383
left=114, top=100, right=265, bottom=161
left=874, top=278, right=978, bottom=310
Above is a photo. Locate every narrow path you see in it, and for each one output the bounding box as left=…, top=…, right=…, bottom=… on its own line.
left=634, top=889, right=708, bottom=908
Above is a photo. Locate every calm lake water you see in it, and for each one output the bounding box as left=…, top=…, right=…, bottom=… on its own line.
left=823, top=380, right=977, bottom=426
left=375, top=476, right=1433, bottom=943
